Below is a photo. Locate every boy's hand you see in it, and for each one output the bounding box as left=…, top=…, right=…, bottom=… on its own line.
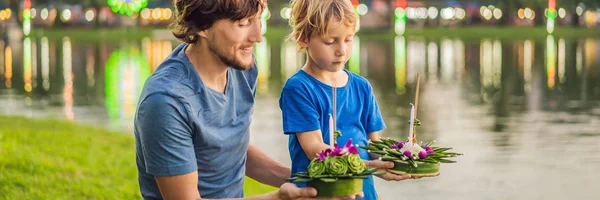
left=364, top=160, right=412, bottom=181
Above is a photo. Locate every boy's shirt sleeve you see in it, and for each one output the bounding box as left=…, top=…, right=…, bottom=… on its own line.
left=280, top=85, right=321, bottom=135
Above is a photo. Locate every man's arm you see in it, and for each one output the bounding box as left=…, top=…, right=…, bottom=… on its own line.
left=245, top=143, right=290, bottom=187
left=155, top=173, right=318, bottom=200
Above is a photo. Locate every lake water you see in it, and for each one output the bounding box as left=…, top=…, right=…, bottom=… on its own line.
left=1, top=34, right=599, bottom=199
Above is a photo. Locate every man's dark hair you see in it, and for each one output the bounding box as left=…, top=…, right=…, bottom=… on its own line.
left=170, top=0, right=265, bottom=44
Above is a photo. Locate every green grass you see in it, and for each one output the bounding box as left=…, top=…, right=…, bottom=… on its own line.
left=0, top=115, right=275, bottom=199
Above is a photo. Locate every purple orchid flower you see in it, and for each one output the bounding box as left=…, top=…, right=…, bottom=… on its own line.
left=332, top=147, right=342, bottom=156
left=336, top=139, right=356, bottom=156
left=348, top=145, right=359, bottom=154
left=418, top=151, right=428, bottom=159
left=317, top=148, right=332, bottom=161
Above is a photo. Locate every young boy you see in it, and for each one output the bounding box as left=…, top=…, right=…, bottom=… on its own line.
left=279, top=0, right=412, bottom=199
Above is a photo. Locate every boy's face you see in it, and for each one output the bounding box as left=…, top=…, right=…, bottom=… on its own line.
left=300, top=20, right=355, bottom=72
left=198, top=12, right=263, bottom=70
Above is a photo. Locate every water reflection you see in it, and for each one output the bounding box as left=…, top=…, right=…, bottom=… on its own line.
left=0, top=35, right=599, bottom=199
left=254, top=39, right=270, bottom=96
left=0, top=35, right=598, bottom=130
left=394, top=36, right=406, bottom=94
left=4, top=44, right=11, bottom=88
left=62, top=37, right=73, bottom=120
left=104, top=46, right=151, bottom=130
left=348, top=36, right=360, bottom=75
left=41, top=37, right=50, bottom=90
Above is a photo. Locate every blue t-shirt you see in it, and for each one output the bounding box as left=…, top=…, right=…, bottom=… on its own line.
left=279, top=69, right=386, bottom=200
left=134, top=43, right=258, bottom=199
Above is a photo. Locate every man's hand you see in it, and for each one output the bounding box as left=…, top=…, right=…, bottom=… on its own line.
left=364, top=160, right=412, bottom=181
left=277, top=183, right=317, bottom=199
left=277, top=183, right=364, bottom=200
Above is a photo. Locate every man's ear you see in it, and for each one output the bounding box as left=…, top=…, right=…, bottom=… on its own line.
left=197, top=29, right=209, bottom=39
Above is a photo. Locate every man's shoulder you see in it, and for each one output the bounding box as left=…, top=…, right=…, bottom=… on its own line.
left=140, top=59, right=195, bottom=105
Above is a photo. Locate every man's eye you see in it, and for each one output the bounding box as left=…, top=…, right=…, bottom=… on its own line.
left=239, top=21, right=251, bottom=27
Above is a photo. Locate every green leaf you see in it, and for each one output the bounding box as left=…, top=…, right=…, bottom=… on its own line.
left=381, top=138, right=396, bottom=146
left=371, top=140, right=386, bottom=145
left=418, top=159, right=438, bottom=163
left=372, top=171, right=385, bottom=175
left=318, top=178, right=338, bottom=182
left=292, top=178, right=313, bottom=182
left=372, top=143, right=390, bottom=150
left=369, top=150, right=387, bottom=155
left=359, top=167, right=377, bottom=175
left=434, top=147, right=453, bottom=153
left=295, top=172, right=308, bottom=176
left=424, top=141, right=436, bottom=146
left=313, top=174, right=334, bottom=178
left=408, top=160, right=418, bottom=168
left=386, top=149, right=403, bottom=157
left=381, top=155, right=401, bottom=161
left=360, top=145, right=381, bottom=151
left=438, top=158, right=457, bottom=163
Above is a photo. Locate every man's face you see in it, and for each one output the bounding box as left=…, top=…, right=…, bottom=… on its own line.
left=201, top=13, right=263, bottom=70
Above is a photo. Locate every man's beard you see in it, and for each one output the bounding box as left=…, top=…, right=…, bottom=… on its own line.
left=208, top=41, right=254, bottom=71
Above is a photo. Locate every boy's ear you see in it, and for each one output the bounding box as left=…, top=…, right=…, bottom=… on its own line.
left=297, top=33, right=309, bottom=48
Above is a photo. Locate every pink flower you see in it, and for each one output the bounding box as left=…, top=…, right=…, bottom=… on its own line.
left=426, top=149, right=435, bottom=155
left=390, top=143, right=398, bottom=149
left=418, top=151, right=428, bottom=159
left=403, top=150, right=412, bottom=157
left=423, top=146, right=431, bottom=151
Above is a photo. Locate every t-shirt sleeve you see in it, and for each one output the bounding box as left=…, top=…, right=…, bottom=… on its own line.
left=365, top=82, right=386, bottom=133
left=279, top=86, right=321, bottom=134
left=136, top=93, right=197, bottom=176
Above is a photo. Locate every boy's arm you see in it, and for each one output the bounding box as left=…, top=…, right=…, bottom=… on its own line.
left=368, top=132, right=380, bottom=142
left=245, top=143, right=291, bottom=187
left=296, top=130, right=332, bottom=160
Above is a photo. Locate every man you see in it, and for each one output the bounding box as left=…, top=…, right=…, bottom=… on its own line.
left=134, top=0, right=332, bottom=199
left=134, top=0, right=407, bottom=199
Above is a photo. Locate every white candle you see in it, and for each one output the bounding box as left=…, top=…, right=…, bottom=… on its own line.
left=408, top=103, right=415, bottom=145
left=329, top=114, right=334, bottom=149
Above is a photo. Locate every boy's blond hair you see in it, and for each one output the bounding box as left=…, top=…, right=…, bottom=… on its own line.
left=288, top=0, right=358, bottom=43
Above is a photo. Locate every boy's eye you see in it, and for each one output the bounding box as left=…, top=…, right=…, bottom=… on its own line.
left=324, top=40, right=335, bottom=45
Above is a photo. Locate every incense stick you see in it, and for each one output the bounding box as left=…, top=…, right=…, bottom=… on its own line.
left=413, top=73, right=421, bottom=143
